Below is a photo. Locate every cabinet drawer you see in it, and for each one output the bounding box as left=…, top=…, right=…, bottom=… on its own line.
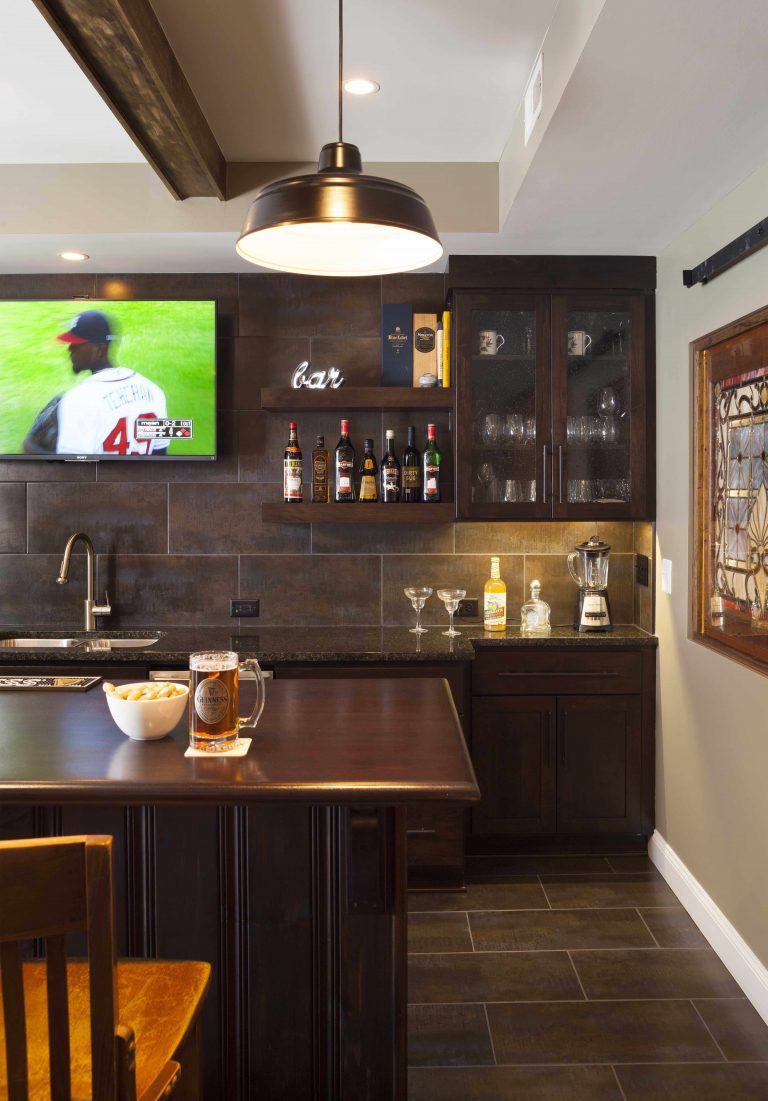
left=472, top=649, right=642, bottom=696
left=406, top=805, right=464, bottom=868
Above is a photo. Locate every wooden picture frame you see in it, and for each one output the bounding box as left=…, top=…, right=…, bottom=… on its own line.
left=691, top=303, right=768, bottom=674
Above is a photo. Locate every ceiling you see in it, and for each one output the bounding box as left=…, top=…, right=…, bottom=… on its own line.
left=148, top=0, right=558, bottom=162
left=0, top=0, right=144, bottom=163
left=1, top=0, right=768, bottom=271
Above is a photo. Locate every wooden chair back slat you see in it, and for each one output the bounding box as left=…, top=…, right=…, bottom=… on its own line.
left=45, top=934, right=72, bottom=1101
left=84, top=839, right=118, bottom=1100
left=0, top=940, right=28, bottom=1101
left=0, top=839, right=87, bottom=941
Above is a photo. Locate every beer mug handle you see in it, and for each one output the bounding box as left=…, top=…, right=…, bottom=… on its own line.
left=238, top=658, right=266, bottom=730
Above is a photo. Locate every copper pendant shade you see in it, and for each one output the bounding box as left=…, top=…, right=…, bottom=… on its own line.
left=236, top=3, right=443, bottom=276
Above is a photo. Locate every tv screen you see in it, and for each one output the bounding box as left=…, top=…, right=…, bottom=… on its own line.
left=0, top=300, right=216, bottom=460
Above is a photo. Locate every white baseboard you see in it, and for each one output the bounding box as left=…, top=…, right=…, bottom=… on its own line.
left=649, top=829, right=768, bottom=1025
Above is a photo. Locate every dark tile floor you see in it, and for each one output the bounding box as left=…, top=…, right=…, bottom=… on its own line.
left=407, top=852, right=768, bottom=1100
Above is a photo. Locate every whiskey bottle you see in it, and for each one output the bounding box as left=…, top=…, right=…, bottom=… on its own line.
left=422, top=423, right=441, bottom=502
left=311, top=434, right=330, bottom=503
left=381, top=429, right=400, bottom=502
left=483, top=556, right=506, bottom=632
left=335, top=419, right=355, bottom=502
left=358, top=439, right=379, bottom=502
left=283, top=421, right=302, bottom=503
left=401, top=425, right=422, bottom=503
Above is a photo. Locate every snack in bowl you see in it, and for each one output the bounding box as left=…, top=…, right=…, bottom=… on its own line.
left=104, top=680, right=188, bottom=741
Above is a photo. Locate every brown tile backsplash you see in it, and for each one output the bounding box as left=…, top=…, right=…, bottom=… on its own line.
left=27, top=482, right=168, bottom=555
left=0, top=274, right=652, bottom=631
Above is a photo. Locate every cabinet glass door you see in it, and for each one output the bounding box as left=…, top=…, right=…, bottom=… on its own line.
left=552, top=295, right=646, bottom=517
left=456, top=293, right=550, bottom=518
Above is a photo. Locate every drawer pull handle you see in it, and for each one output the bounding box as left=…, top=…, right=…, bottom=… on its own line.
left=406, top=829, right=437, bottom=836
left=496, top=671, right=619, bottom=678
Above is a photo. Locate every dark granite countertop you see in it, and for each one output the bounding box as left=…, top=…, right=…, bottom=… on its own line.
left=0, top=625, right=657, bottom=665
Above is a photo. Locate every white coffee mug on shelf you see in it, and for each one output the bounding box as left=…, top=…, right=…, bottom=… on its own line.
left=568, top=330, right=592, bottom=356
left=479, top=330, right=505, bottom=355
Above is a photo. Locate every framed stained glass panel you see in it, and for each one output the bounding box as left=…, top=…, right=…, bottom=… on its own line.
left=692, top=306, right=768, bottom=673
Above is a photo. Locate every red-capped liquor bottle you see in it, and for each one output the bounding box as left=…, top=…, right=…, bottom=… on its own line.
left=422, top=423, right=441, bottom=502
left=283, top=421, right=302, bottom=503
left=335, top=419, right=355, bottom=502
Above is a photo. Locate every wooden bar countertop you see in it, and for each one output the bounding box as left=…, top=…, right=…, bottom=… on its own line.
left=0, top=677, right=479, bottom=807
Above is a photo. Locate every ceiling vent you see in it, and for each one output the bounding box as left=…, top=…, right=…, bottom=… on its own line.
left=524, top=52, right=544, bottom=145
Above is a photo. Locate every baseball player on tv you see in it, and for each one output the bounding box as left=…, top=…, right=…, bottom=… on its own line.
left=23, top=310, right=168, bottom=456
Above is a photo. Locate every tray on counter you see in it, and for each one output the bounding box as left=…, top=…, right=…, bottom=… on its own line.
left=0, top=675, right=102, bottom=692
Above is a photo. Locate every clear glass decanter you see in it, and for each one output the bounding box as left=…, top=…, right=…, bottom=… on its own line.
left=520, top=579, right=551, bottom=635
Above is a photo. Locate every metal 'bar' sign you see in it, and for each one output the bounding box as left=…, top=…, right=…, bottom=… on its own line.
left=683, top=216, right=768, bottom=287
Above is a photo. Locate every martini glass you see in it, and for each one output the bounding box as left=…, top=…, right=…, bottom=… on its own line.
left=437, top=588, right=466, bottom=637
left=404, top=587, right=432, bottom=634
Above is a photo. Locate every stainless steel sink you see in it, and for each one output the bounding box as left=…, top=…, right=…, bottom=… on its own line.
left=0, top=634, right=161, bottom=650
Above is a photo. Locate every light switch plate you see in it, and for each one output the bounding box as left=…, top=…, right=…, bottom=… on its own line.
left=661, top=559, right=673, bottom=594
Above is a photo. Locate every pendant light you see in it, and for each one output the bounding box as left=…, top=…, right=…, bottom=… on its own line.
left=236, top=0, right=443, bottom=277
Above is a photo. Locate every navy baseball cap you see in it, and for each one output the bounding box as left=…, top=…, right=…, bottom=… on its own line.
left=57, top=310, right=114, bottom=345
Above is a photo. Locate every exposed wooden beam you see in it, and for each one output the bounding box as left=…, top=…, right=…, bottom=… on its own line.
left=32, top=0, right=226, bottom=200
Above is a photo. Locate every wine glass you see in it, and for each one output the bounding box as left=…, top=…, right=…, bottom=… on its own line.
left=404, top=587, right=432, bottom=634
left=481, top=413, right=504, bottom=446
left=437, top=588, right=466, bottom=637
left=598, top=387, right=618, bottom=416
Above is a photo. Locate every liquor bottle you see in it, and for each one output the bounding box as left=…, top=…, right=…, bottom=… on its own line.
left=311, top=435, right=330, bottom=503
left=422, top=423, right=441, bottom=502
left=283, top=421, right=302, bottom=503
left=520, top=579, right=551, bottom=635
left=483, top=556, right=506, bottom=632
left=401, top=425, right=422, bottom=503
left=358, top=438, right=379, bottom=502
left=334, top=419, right=355, bottom=502
left=381, top=429, right=401, bottom=502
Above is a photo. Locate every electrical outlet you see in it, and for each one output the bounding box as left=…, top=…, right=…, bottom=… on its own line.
left=230, top=599, right=259, bottom=618
left=635, top=553, right=649, bottom=587
left=456, top=597, right=479, bottom=618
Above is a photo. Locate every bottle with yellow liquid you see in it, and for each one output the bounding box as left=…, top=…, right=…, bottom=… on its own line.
left=483, top=556, right=506, bottom=631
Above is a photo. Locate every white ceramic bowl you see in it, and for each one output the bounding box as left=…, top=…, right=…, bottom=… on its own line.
left=105, top=682, right=189, bottom=741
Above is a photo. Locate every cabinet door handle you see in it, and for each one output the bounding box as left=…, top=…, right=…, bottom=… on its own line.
left=558, top=445, right=564, bottom=504
left=544, top=712, right=551, bottom=767
left=406, top=828, right=437, bottom=837
left=561, top=715, right=567, bottom=765
left=497, top=671, right=619, bottom=679
left=542, top=445, right=547, bottom=504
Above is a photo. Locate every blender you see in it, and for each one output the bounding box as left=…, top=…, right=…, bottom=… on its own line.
left=567, top=535, right=612, bottom=632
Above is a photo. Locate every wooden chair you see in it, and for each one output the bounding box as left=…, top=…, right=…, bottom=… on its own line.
left=0, top=835, right=210, bottom=1101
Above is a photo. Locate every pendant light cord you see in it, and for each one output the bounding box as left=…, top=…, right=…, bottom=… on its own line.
left=338, top=0, right=343, bottom=142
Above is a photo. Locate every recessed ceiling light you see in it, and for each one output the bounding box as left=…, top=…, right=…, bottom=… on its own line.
left=343, top=78, right=380, bottom=96
left=58, top=251, right=90, bottom=262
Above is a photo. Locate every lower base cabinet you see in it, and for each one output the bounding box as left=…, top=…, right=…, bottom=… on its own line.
left=470, top=647, right=655, bottom=845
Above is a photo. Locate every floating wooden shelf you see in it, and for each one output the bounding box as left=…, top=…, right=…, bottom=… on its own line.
left=262, top=503, right=456, bottom=524
left=260, top=387, right=455, bottom=411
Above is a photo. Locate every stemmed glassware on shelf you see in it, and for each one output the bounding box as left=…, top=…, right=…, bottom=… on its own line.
left=437, top=588, right=466, bottom=637
left=404, top=587, right=432, bottom=634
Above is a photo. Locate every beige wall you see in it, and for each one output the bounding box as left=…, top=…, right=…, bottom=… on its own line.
left=656, top=162, right=768, bottom=966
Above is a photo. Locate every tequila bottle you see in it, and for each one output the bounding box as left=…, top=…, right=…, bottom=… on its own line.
left=520, top=579, right=551, bottom=635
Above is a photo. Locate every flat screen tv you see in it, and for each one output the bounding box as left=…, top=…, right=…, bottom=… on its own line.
left=0, top=300, right=217, bottom=460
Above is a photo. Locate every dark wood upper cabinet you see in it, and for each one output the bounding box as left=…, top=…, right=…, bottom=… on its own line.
left=454, top=287, right=655, bottom=520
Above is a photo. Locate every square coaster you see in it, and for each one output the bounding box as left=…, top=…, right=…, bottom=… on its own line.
left=184, top=738, right=252, bottom=758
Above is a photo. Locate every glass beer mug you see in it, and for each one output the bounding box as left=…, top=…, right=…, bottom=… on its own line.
left=189, top=651, right=265, bottom=751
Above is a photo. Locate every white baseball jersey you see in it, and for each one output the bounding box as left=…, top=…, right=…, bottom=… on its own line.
left=56, top=367, right=168, bottom=456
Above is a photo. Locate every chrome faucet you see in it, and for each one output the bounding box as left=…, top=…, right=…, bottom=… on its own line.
left=57, top=532, right=112, bottom=631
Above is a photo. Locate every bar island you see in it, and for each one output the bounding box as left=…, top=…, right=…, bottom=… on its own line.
left=0, top=677, right=478, bottom=1101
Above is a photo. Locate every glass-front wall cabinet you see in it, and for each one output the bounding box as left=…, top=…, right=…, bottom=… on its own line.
left=456, top=291, right=650, bottom=519
left=456, top=294, right=551, bottom=518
